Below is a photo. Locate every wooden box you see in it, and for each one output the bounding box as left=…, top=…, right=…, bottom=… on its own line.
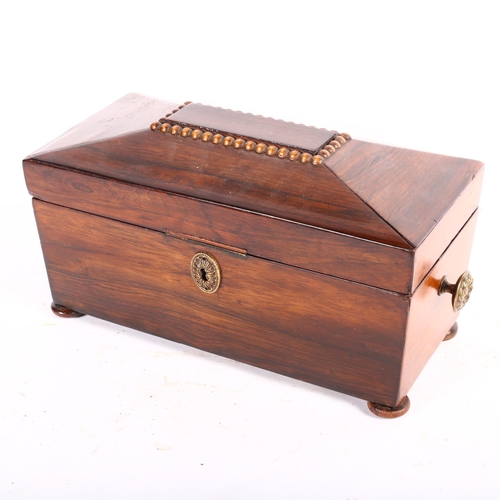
left=23, top=93, right=484, bottom=418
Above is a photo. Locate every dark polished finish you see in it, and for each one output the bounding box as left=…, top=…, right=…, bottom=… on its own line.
left=153, top=103, right=352, bottom=167
left=397, top=211, right=478, bottom=402
left=166, top=103, right=337, bottom=153
left=35, top=200, right=409, bottom=405
left=324, top=140, right=482, bottom=248
left=24, top=94, right=484, bottom=417
left=23, top=160, right=414, bottom=293
left=367, top=396, right=411, bottom=419
left=51, top=302, right=85, bottom=318
left=443, top=322, right=459, bottom=342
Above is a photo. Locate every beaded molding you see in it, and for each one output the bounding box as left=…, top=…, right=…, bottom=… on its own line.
left=150, top=102, right=351, bottom=166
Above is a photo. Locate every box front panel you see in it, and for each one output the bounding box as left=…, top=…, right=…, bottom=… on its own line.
left=34, top=200, right=409, bottom=404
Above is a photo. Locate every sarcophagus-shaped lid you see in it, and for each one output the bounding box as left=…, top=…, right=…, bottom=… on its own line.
left=28, top=93, right=483, bottom=250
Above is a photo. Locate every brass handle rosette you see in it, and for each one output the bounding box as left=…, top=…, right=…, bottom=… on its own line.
left=438, top=270, right=474, bottom=312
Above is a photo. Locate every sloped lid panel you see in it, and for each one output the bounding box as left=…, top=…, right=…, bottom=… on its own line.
left=325, top=140, right=484, bottom=247
left=32, top=93, right=178, bottom=155
left=28, top=94, right=411, bottom=248
left=30, top=134, right=410, bottom=248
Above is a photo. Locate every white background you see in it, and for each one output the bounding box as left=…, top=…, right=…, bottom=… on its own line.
left=1, top=1, right=499, bottom=499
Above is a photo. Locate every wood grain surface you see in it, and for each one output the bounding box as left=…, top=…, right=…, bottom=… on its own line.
left=32, top=93, right=179, bottom=156
left=24, top=160, right=414, bottom=293
left=412, top=168, right=483, bottom=290
left=325, top=140, right=483, bottom=247
left=25, top=93, right=484, bottom=409
left=30, top=130, right=411, bottom=248
left=397, top=210, right=478, bottom=401
left=29, top=93, right=483, bottom=253
left=34, top=199, right=411, bottom=405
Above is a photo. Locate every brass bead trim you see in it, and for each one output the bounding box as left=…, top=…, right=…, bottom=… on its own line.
left=151, top=104, right=351, bottom=166
left=150, top=101, right=191, bottom=131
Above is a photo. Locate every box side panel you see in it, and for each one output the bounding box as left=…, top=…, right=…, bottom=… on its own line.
left=412, top=166, right=484, bottom=291
left=398, top=210, right=479, bottom=401
left=24, top=160, right=414, bottom=293
left=33, top=200, right=409, bottom=405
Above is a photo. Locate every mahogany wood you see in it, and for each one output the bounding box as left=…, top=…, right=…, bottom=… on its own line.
left=325, top=140, right=483, bottom=247
left=443, top=322, right=458, bottom=342
left=412, top=168, right=484, bottom=290
left=32, top=93, right=178, bottom=155
left=367, top=396, right=411, bottom=419
left=30, top=130, right=410, bottom=248
left=168, top=103, right=336, bottom=153
left=397, top=211, right=478, bottom=401
left=33, top=199, right=479, bottom=408
left=24, top=93, right=484, bottom=416
left=51, top=302, right=85, bottom=318
left=24, top=160, right=414, bottom=293
left=34, top=199, right=410, bottom=405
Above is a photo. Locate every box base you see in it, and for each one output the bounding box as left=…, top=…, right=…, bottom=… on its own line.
left=49, top=297, right=460, bottom=418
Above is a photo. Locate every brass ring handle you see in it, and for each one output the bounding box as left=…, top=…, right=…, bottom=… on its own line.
left=438, top=270, right=474, bottom=312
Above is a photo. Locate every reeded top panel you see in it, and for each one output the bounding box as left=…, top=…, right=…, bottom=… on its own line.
left=167, top=104, right=337, bottom=154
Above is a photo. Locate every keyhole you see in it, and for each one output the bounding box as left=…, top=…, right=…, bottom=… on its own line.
left=191, top=253, right=220, bottom=294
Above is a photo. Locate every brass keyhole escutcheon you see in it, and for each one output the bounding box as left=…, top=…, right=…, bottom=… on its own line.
left=438, top=270, right=473, bottom=312
left=190, top=253, right=221, bottom=294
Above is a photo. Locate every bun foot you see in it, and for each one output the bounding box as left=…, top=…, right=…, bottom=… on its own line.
left=443, top=322, right=458, bottom=341
left=367, top=396, right=410, bottom=419
left=51, top=302, right=85, bottom=318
